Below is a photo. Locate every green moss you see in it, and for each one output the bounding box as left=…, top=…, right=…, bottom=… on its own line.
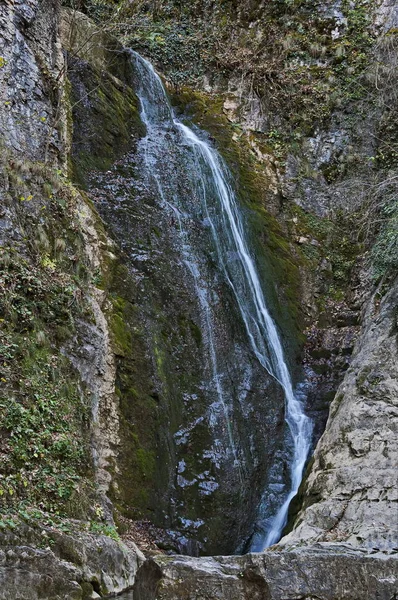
left=0, top=348, right=91, bottom=510
left=125, top=0, right=376, bottom=144
left=188, top=319, right=202, bottom=347
left=0, top=161, right=96, bottom=518
left=135, top=448, right=156, bottom=478
left=171, top=87, right=305, bottom=363
left=109, top=297, right=133, bottom=357
left=372, top=201, right=398, bottom=280
left=69, top=58, right=145, bottom=185
left=96, top=260, right=166, bottom=516
left=288, top=203, right=362, bottom=307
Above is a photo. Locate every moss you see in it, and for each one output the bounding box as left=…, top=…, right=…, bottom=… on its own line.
left=329, top=392, right=344, bottom=419
left=63, top=2, right=146, bottom=173
left=109, top=297, right=133, bottom=357
left=288, top=202, right=362, bottom=307
left=135, top=448, right=156, bottom=478
left=125, top=0, right=377, bottom=145
left=110, top=312, right=132, bottom=356
left=0, top=160, right=96, bottom=518
left=68, top=55, right=145, bottom=185
left=63, top=75, right=75, bottom=178
left=0, top=347, right=92, bottom=512
left=100, top=265, right=172, bottom=514
left=312, top=363, right=329, bottom=375
left=96, top=259, right=168, bottom=516
left=188, top=319, right=202, bottom=347
left=80, top=582, right=94, bottom=599
left=170, top=87, right=305, bottom=366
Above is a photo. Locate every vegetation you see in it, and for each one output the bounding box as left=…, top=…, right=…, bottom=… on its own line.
left=1, top=0, right=395, bottom=561
left=63, top=0, right=398, bottom=285
left=368, top=30, right=398, bottom=280
left=0, top=504, right=119, bottom=544
left=119, top=0, right=377, bottom=136
left=0, top=157, right=102, bottom=525
left=123, top=0, right=397, bottom=284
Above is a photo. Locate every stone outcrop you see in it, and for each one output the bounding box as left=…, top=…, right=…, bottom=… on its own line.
left=60, top=8, right=144, bottom=183
left=66, top=191, right=122, bottom=505
left=0, top=0, right=65, bottom=164
left=0, top=2, right=144, bottom=598
left=130, top=273, right=398, bottom=600
left=0, top=523, right=144, bottom=600
left=63, top=8, right=297, bottom=555
left=281, top=278, right=398, bottom=550
left=1, top=0, right=397, bottom=598
left=133, top=545, right=397, bottom=600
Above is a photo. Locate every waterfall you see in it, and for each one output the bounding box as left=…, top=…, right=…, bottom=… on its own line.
left=130, top=51, right=313, bottom=550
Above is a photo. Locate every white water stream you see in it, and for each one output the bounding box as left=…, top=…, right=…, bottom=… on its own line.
left=131, top=51, right=312, bottom=549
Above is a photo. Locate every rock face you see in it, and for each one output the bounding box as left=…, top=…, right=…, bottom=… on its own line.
left=282, top=278, right=398, bottom=550
left=1, top=0, right=397, bottom=597
left=129, top=273, right=398, bottom=600
left=64, top=10, right=301, bottom=555
left=86, top=143, right=289, bottom=555
left=0, top=0, right=65, bottom=164
left=60, top=8, right=145, bottom=183
left=60, top=6, right=145, bottom=509
left=132, top=545, right=397, bottom=600
left=0, top=2, right=144, bottom=598
left=0, top=524, right=144, bottom=600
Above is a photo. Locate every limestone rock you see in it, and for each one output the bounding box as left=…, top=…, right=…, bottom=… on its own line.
left=282, top=278, right=398, bottom=551
left=132, top=545, right=398, bottom=600
left=0, top=0, right=65, bottom=165
left=0, top=524, right=144, bottom=600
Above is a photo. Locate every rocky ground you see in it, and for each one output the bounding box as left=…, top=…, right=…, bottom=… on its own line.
left=133, top=545, right=398, bottom=600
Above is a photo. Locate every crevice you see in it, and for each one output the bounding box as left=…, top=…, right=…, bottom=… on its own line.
left=133, top=560, right=163, bottom=600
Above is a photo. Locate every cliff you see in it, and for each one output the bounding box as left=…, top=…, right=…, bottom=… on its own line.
left=0, top=2, right=144, bottom=597
left=0, top=0, right=397, bottom=598
left=131, top=272, right=398, bottom=599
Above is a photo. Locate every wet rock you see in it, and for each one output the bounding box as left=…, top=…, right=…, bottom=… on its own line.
left=61, top=8, right=145, bottom=183
left=87, top=142, right=287, bottom=555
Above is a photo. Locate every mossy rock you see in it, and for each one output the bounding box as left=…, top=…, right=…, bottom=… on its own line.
left=62, top=8, right=145, bottom=184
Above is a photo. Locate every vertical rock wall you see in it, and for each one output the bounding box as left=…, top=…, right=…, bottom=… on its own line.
left=0, top=0, right=65, bottom=164
left=281, top=278, right=398, bottom=550
left=0, top=3, right=145, bottom=598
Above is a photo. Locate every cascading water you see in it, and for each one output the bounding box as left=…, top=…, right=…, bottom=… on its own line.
left=131, top=51, right=240, bottom=471
left=130, top=51, right=313, bottom=550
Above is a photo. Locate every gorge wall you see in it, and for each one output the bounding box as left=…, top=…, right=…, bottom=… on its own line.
left=62, top=6, right=307, bottom=556
left=0, top=1, right=144, bottom=597
left=0, top=0, right=397, bottom=598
